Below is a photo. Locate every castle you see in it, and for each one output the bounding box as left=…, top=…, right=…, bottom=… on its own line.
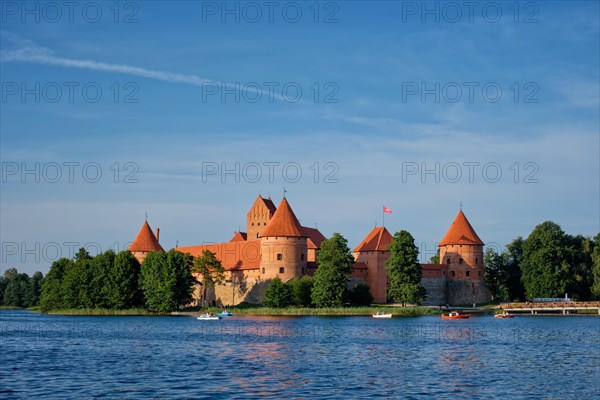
left=128, top=195, right=490, bottom=306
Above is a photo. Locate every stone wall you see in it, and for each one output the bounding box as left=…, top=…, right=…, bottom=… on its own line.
left=447, top=279, right=490, bottom=305
left=421, top=276, right=447, bottom=306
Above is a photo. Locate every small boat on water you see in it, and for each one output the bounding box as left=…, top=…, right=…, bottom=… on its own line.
left=373, top=313, right=392, bottom=318
left=218, top=311, right=233, bottom=317
left=494, top=312, right=514, bottom=319
left=197, top=313, right=221, bottom=321
left=441, top=311, right=471, bottom=319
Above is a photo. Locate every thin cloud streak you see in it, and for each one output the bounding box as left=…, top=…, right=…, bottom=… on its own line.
left=0, top=36, right=288, bottom=101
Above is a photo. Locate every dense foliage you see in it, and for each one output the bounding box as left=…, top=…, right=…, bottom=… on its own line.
left=287, top=276, right=314, bottom=307
left=485, top=223, right=599, bottom=301
left=37, top=248, right=195, bottom=312
left=140, top=250, right=196, bottom=312
left=386, top=230, right=427, bottom=305
left=0, top=268, right=43, bottom=308
left=311, top=233, right=354, bottom=307
left=263, top=277, right=293, bottom=307
left=348, top=283, right=374, bottom=306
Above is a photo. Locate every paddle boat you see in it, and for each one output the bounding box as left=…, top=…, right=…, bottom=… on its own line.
left=197, top=313, right=221, bottom=321
left=218, top=311, right=233, bottom=317
left=372, top=312, right=392, bottom=318
left=494, top=312, right=514, bottom=319
left=441, top=311, right=471, bottom=319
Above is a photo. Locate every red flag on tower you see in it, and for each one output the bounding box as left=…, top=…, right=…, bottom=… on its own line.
left=383, top=206, right=392, bottom=214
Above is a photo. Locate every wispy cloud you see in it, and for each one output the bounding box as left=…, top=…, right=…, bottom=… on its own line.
left=0, top=33, right=287, bottom=101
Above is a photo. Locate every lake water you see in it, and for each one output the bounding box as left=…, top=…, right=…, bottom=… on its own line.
left=1, top=310, right=599, bottom=399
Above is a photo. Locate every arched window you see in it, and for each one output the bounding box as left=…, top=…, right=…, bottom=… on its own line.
left=262, top=268, right=265, bottom=274
left=256, top=233, right=259, bottom=238
left=479, top=271, right=482, bottom=277
left=277, top=254, right=283, bottom=261
left=447, top=258, right=450, bottom=265
left=459, top=258, right=463, bottom=264
left=475, top=258, right=479, bottom=264
left=451, top=271, right=455, bottom=277
left=301, top=254, right=305, bottom=261
left=466, top=271, right=470, bottom=277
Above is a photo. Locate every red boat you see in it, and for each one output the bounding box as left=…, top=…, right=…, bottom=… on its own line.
left=441, top=311, right=471, bottom=319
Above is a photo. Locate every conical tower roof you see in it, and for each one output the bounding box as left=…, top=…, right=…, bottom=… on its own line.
left=353, top=226, right=393, bottom=252
left=260, top=197, right=305, bottom=237
left=439, top=210, right=483, bottom=246
left=129, top=221, right=165, bottom=252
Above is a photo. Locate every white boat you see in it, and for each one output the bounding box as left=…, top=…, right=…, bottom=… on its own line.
left=372, top=313, right=392, bottom=318
left=197, top=314, right=221, bottom=320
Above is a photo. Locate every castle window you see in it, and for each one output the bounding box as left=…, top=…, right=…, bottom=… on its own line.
left=479, top=271, right=482, bottom=277
left=466, top=271, right=470, bottom=277
left=262, top=268, right=265, bottom=274
left=459, top=258, right=463, bottom=264
left=475, top=258, right=479, bottom=264
left=252, top=223, right=254, bottom=226
left=451, top=271, right=455, bottom=277
left=447, top=258, right=450, bottom=265
left=277, top=253, right=283, bottom=261
left=256, top=233, right=259, bottom=238
left=264, top=222, right=266, bottom=226
left=443, top=271, right=446, bottom=275
left=301, top=254, right=305, bottom=261
left=279, top=267, right=284, bottom=274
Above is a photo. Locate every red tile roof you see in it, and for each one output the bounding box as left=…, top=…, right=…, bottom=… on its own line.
left=176, top=240, right=261, bottom=270
left=301, top=226, right=326, bottom=249
left=230, top=231, right=247, bottom=242
left=353, top=226, right=393, bottom=252
left=129, top=221, right=164, bottom=252
left=439, top=210, right=484, bottom=246
left=260, top=197, right=305, bottom=237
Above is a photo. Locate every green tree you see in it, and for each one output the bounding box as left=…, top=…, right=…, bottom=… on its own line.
left=89, top=250, right=115, bottom=308
left=40, top=258, right=72, bottom=311
left=2, top=270, right=30, bottom=307
left=386, top=230, right=426, bottom=306
left=591, top=234, right=600, bottom=298
left=484, top=248, right=507, bottom=301
left=263, top=277, right=293, bottom=307
left=105, top=250, right=141, bottom=309
left=503, top=237, right=525, bottom=301
left=311, top=233, right=354, bottom=307
left=348, top=283, right=373, bottom=306
left=287, top=276, right=314, bottom=307
left=192, top=250, right=225, bottom=307
left=521, top=221, right=573, bottom=299
left=429, top=248, right=440, bottom=264
left=61, top=253, right=94, bottom=308
left=140, top=250, right=195, bottom=312
left=25, top=271, right=44, bottom=307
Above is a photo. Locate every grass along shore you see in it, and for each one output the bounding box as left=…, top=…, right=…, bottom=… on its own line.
left=184, top=305, right=441, bottom=317
left=40, top=308, right=168, bottom=316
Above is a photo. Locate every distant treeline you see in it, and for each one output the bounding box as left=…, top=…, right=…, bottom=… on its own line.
left=482, top=222, right=599, bottom=301
left=0, top=269, right=43, bottom=308
left=37, top=248, right=195, bottom=312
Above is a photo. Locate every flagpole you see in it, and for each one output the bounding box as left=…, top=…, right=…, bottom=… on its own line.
left=382, top=206, right=384, bottom=227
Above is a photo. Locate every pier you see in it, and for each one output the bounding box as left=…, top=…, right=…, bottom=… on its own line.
left=502, top=301, right=600, bottom=315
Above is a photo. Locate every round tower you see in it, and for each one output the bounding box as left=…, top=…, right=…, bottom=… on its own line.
left=259, top=197, right=307, bottom=281
left=128, top=220, right=164, bottom=264
left=439, top=210, right=488, bottom=304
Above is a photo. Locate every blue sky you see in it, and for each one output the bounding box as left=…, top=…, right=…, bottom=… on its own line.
left=1, top=1, right=599, bottom=275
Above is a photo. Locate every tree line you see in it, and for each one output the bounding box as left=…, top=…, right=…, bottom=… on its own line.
left=483, top=221, right=600, bottom=301
left=0, top=268, right=44, bottom=308
left=38, top=248, right=195, bottom=312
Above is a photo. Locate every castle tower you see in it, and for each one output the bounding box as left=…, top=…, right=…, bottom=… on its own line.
left=247, top=195, right=277, bottom=240
left=439, top=210, right=488, bottom=304
left=353, top=226, right=393, bottom=303
left=129, top=220, right=165, bottom=264
left=259, top=197, right=307, bottom=281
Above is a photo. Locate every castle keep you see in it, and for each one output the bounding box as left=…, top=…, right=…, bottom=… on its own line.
left=129, top=196, right=490, bottom=306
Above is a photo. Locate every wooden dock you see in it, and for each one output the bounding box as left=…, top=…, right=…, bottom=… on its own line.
left=501, top=301, right=600, bottom=315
